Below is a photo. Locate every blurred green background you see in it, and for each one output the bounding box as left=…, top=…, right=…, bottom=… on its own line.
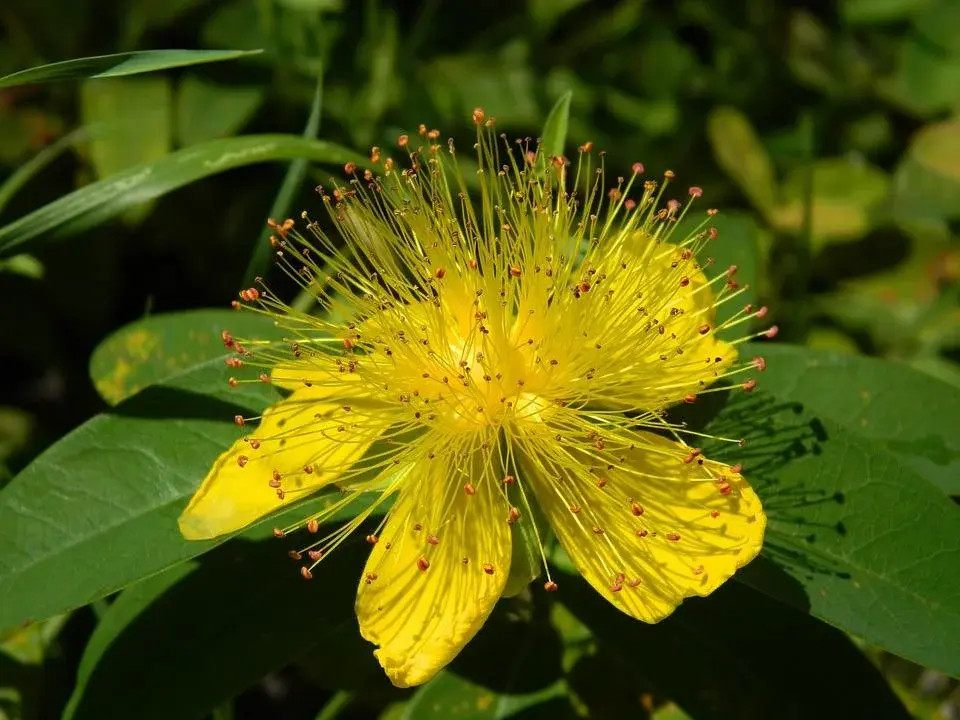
left=1, top=0, right=958, bottom=718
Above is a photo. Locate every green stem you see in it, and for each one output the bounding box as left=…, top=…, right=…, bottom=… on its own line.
left=314, top=690, right=353, bottom=720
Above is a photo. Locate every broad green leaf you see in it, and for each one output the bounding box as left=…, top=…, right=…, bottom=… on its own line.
left=770, top=157, right=890, bottom=246
left=892, top=120, right=960, bottom=221
left=560, top=575, right=911, bottom=719
left=0, top=134, right=367, bottom=257
left=242, top=75, right=323, bottom=286
left=176, top=76, right=264, bottom=147
left=756, top=344, right=960, bottom=495
left=64, top=535, right=372, bottom=720
left=877, top=39, right=960, bottom=117
left=914, top=0, right=960, bottom=54
left=80, top=77, right=172, bottom=223
left=679, top=345, right=960, bottom=673
left=539, top=91, right=572, bottom=158
left=89, top=309, right=282, bottom=405
left=0, top=349, right=374, bottom=630
left=0, top=50, right=262, bottom=89
left=706, top=106, right=778, bottom=215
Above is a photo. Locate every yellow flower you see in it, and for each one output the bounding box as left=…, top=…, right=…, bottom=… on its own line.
left=179, top=110, right=773, bottom=688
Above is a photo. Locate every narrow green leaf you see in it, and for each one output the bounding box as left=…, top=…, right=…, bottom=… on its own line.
left=0, top=134, right=367, bottom=257
left=679, top=344, right=960, bottom=674
left=242, top=74, right=324, bottom=287
left=0, top=128, right=89, bottom=217
left=0, top=347, right=373, bottom=629
left=0, top=49, right=263, bottom=89
left=88, top=309, right=282, bottom=405
left=538, top=91, right=573, bottom=158
left=561, top=576, right=911, bottom=719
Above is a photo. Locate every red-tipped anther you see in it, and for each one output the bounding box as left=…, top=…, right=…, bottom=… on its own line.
left=597, top=477, right=608, bottom=488
left=637, top=529, right=648, bottom=538
left=307, top=519, right=320, bottom=534
left=307, top=549, right=322, bottom=561
left=273, top=528, right=285, bottom=538
left=507, top=506, right=521, bottom=523
left=731, top=464, right=743, bottom=474
left=666, top=532, right=681, bottom=542
left=632, top=162, right=645, bottom=175
left=544, top=580, right=559, bottom=592
left=764, top=325, right=779, bottom=339
left=689, top=186, right=703, bottom=198
left=753, top=356, right=767, bottom=371
left=503, top=474, right=516, bottom=485
left=711, top=510, right=720, bottom=518
left=727, top=265, right=738, bottom=277
left=426, top=534, right=439, bottom=545
left=463, top=483, right=476, bottom=495
left=552, top=155, right=567, bottom=169
left=472, top=107, right=485, bottom=125
left=570, top=504, right=582, bottom=514
left=625, top=198, right=637, bottom=210
left=482, top=563, right=495, bottom=575
left=467, top=258, right=478, bottom=270
left=248, top=438, right=261, bottom=450
left=679, top=276, right=690, bottom=287
left=303, top=465, right=314, bottom=474
left=718, top=481, right=733, bottom=496
left=628, top=578, right=642, bottom=587
left=578, top=281, right=591, bottom=293
left=664, top=170, right=675, bottom=179
left=683, top=393, right=697, bottom=404
left=269, top=476, right=281, bottom=490
left=221, top=330, right=234, bottom=348
left=707, top=208, right=718, bottom=216
left=610, top=582, right=623, bottom=592
left=236, top=455, right=248, bottom=468
left=708, top=227, right=718, bottom=239
left=579, top=141, right=594, bottom=153
left=344, top=161, right=357, bottom=174
left=364, top=572, right=378, bottom=584
left=258, top=373, right=270, bottom=384
left=509, top=266, right=522, bottom=278
left=228, top=377, right=238, bottom=388
left=592, top=525, right=605, bottom=535
left=743, top=378, right=757, bottom=392
left=300, top=566, right=313, bottom=580
left=698, top=323, right=711, bottom=335
left=434, top=267, right=446, bottom=279
left=680, top=249, right=693, bottom=260
left=755, top=306, right=768, bottom=318
left=417, top=556, right=430, bottom=571
left=225, top=357, right=243, bottom=369
left=398, top=134, right=409, bottom=148
left=288, top=550, right=302, bottom=561
left=682, top=448, right=702, bottom=464
left=370, top=146, right=381, bottom=163
left=631, top=502, right=645, bottom=516
left=343, top=337, right=355, bottom=350
left=366, top=534, right=378, bottom=545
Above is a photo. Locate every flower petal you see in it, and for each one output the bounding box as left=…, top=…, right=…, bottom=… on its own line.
left=524, top=428, right=764, bottom=622
left=355, top=450, right=511, bottom=687
left=178, top=381, right=389, bottom=540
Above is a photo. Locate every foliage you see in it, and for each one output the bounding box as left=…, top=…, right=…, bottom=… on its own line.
left=0, top=0, right=958, bottom=718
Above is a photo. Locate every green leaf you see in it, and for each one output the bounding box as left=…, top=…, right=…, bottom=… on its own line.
left=0, top=127, right=89, bottom=217
left=840, top=0, right=933, bottom=24
left=63, top=536, right=373, bottom=720
left=770, top=157, right=890, bottom=246
left=0, top=134, right=367, bottom=257
left=242, top=75, right=323, bottom=287
left=176, top=75, right=264, bottom=147
left=0, top=346, right=376, bottom=630
left=681, top=345, right=960, bottom=674
left=892, top=119, right=960, bottom=221
left=756, top=344, right=960, bottom=495
left=706, top=106, right=779, bottom=215
left=877, top=38, right=960, bottom=117
left=80, top=77, right=173, bottom=223
left=539, top=91, right=572, bottom=158
left=89, top=309, right=282, bottom=405
left=560, top=575, right=911, bottom=719
left=0, top=49, right=263, bottom=89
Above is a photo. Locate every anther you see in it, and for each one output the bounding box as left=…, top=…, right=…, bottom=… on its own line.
left=307, top=519, right=320, bottom=534
left=509, top=266, right=522, bottom=277
left=689, top=186, right=703, bottom=198
left=236, top=455, right=248, bottom=468
left=228, top=377, right=238, bottom=388
left=417, top=556, right=430, bottom=571
left=666, top=532, right=681, bottom=542
left=426, top=534, right=439, bottom=545
left=482, top=563, right=495, bottom=575
left=570, top=504, right=582, bottom=514
left=273, top=528, right=285, bottom=538
left=468, top=258, right=478, bottom=269
left=434, top=267, right=445, bottom=279
left=300, top=567, right=313, bottom=580
left=472, top=107, right=485, bottom=124
left=597, top=477, right=607, bottom=488
left=711, top=510, right=720, bottom=518
left=753, top=356, right=767, bottom=371
left=503, top=474, right=515, bottom=485
left=764, top=325, right=779, bottom=339
left=683, top=393, right=697, bottom=404
left=248, top=438, right=261, bottom=450
left=698, top=324, right=711, bottom=335
left=259, top=373, right=270, bottom=384
left=637, top=529, right=648, bottom=538
left=343, top=337, right=355, bottom=350
left=544, top=580, right=559, bottom=592
left=507, top=506, right=521, bottom=523
left=288, top=550, right=302, bottom=560
left=631, top=502, right=645, bottom=516
left=307, top=549, right=322, bottom=561
left=366, top=534, right=378, bottom=544
left=592, top=526, right=605, bottom=535
left=365, top=573, right=378, bottom=584
left=743, top=378, right=757, bottom=391
left=344, top=161, right=357, bottom=174
left=632, top=162, right=644, bottom=174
